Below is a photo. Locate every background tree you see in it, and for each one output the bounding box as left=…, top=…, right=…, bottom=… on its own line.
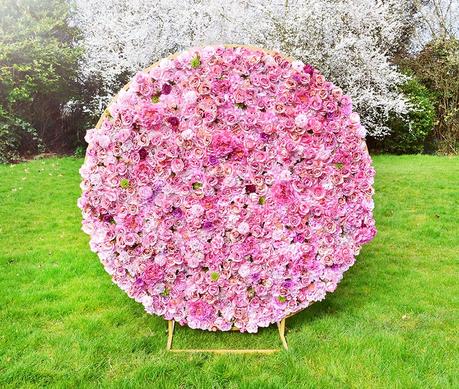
left=398, top=1, right=459, bottom=153
left=368, top=73, right=437, bottom=154
left=403, top=37, right=459, bottom=153
left=0, top=0, right=83, bottom=162
left=411, top=0, right=459, bottom=51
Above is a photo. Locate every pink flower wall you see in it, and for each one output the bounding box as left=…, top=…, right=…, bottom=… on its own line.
left=78, top=46, right=376, bottom=333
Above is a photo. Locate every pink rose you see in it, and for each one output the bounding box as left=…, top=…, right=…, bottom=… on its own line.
left=137, top=103, right=161, bottom=128
left=138, top=186, right=153, bottom=199
left=97, top=134, right=111, bottom=149
left=271, top=180, right=296, bottom=205
left=171, top=158, right=185, bottom=173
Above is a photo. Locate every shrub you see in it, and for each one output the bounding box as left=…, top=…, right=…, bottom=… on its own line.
left=0, top=107, right=41, bottom=163
left=73, top=145, right=86, bottom=158
left=375, top=75, right=436, bottom=154
left=402, top=37, right=459, bottom=154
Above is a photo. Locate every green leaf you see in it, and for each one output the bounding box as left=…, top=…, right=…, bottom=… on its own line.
left=190, top=55, right=201, bottom=69
left=120, top=178, right=130, bottom=189
left=161, top=288, right=170, bottom=297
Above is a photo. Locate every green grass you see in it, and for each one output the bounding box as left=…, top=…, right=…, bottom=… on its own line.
left=0, top=155, right=458, bottom=388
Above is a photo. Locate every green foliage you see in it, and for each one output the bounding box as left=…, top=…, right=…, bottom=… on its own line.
left=190, top=55, right=201, bottom=69
left=0, top=156, right=458, bottom=387
left=379, top=75, right=436, bottom=154
left=0, top=0, right=83, bottom=162
left=402, top=37, right=459, bottom=154
left=73, top=145, right=86, bottom=158
left=0, top=108, right=43, bottom=164
left=119, top=178, right=130, bottom=189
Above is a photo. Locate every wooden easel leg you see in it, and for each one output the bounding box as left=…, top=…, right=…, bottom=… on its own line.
left=166, top=318, right=289, bottom=352
left=166, top=319, right=175, bottom=350
left=277, top=318, right=288, bottom=350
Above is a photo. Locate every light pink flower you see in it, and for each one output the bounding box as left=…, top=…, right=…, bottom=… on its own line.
left=97, top=134, right=111, bottom=149
left=295, top=114, right=308, bottom=128
left=171, top=158, right=185, bottom=173
left=237, top=222, right=250, bottom=235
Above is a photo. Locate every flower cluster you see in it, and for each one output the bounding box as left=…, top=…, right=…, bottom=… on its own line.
left=78, top=45, right=376, bottom=333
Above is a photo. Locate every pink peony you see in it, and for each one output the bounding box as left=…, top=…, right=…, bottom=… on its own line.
left=137, top=103, right=161, bottom=128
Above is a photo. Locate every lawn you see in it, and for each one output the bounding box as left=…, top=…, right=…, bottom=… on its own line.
left=0, top=155, right=458, bottom=388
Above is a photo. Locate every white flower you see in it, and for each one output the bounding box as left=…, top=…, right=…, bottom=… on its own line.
left=183, top=90, right=198, bottom=105
left=272, top=228, right=284, bottom=241
left=84, top=128, right=95, bottom=144
left=154, top=254, right=166, bottom=266
left=350, top=112, right=361, bottom=124
left=295, top=114, right=308, bottom=128
left=238, top=263, right=251, bottom=277
left=278, top=169, right=291, bottom=180
left=264, top=55, right=276, bottom=66
left=356, top=125, right=367, bottom=138
left=141, top=295, right=153, bottom=306
left=181, top=129, right=194, bottom=140
left=237, top=221, right=250, bottom=235
left=190, top=203, right=204, bottom=216
left=291, top=60, right=304, bottom=71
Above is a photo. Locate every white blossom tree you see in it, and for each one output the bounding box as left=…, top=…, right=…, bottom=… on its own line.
left=72, top=0, right=414, bottom=137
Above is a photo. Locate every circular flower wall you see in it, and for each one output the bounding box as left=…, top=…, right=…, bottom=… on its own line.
left=78, top=45, right=376, bottom=333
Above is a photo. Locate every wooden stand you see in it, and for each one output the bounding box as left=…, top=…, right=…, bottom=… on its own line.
left=166, top=318, right=289, bottom=353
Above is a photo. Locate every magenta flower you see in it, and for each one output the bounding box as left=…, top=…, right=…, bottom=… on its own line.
left=161, top=83, right=172, bottom=95
left=166, top=116, right=179, bottom=128
left=138, top=148, right=148, bottom=160
left=187, top=300, right=216, bottom=324
left=211, top=131, right=236, bottom=157
left=303, top=64, right=314, bottom=75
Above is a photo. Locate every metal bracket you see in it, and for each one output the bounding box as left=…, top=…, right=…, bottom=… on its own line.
left=166, top=318, right=289, bottom=353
